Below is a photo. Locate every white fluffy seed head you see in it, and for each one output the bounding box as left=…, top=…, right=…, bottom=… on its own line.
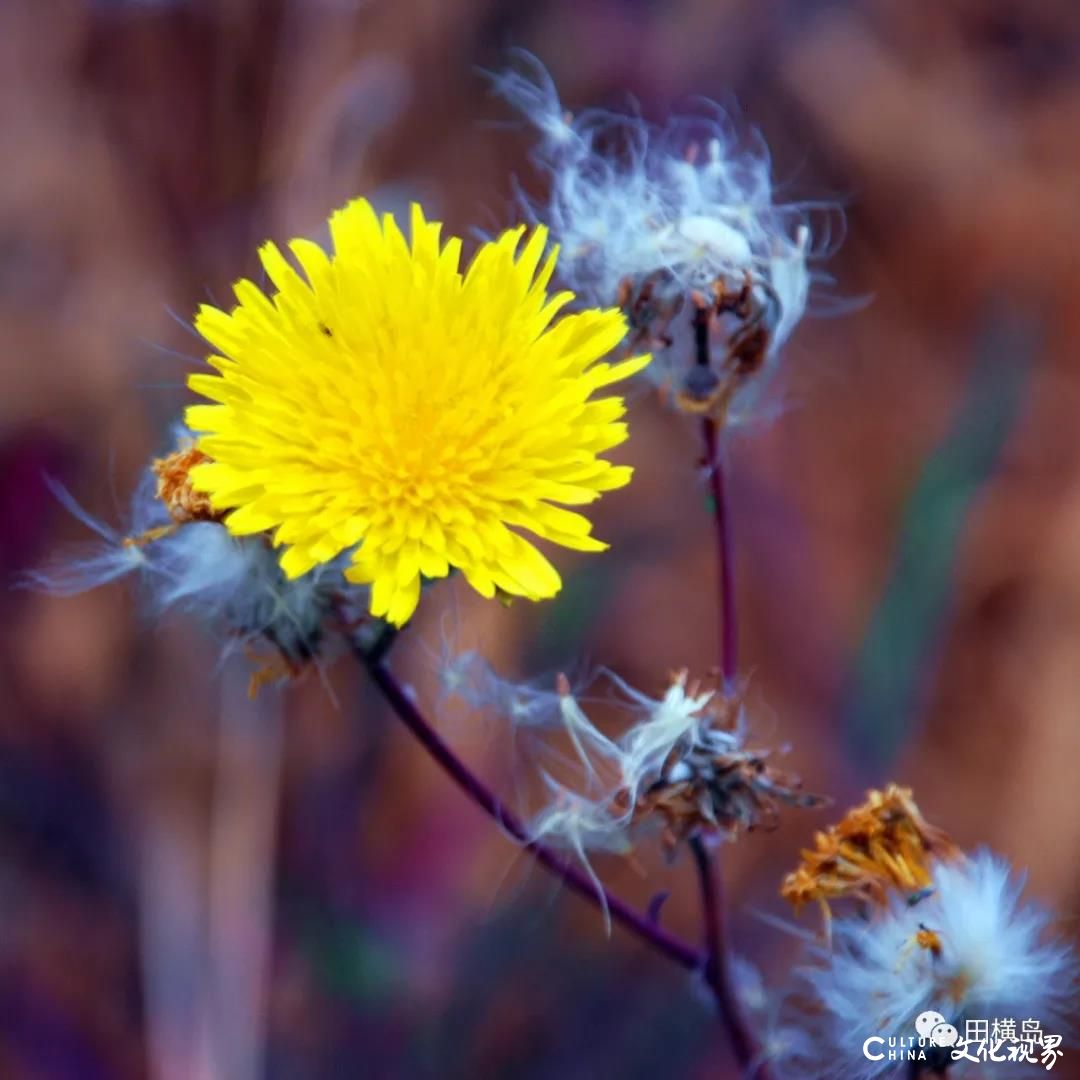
left=29, top=442, right=368, bottom=665
left=147, top=523, right=347, bottom=662
left=793, top=851, right=1077, bottom=1080
left=490, top=52, right=815, bottom=342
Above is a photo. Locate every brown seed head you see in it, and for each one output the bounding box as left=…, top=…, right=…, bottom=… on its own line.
left=629, top=677, right=826, bottom=854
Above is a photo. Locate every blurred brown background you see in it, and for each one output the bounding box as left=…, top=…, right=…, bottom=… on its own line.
left=3, top=0, right=1080, bottom=1076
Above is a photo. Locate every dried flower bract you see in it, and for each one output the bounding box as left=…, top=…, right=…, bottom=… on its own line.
left=781, top=784, right=960, bottom=931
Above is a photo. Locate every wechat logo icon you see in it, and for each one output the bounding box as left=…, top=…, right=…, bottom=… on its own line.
left=915, top=1011, right=960, bottom=1048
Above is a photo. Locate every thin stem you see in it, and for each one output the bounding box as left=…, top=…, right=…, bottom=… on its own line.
left=690, top=837, right=772, bottom=1080
left=693, top=305, right=773, bottom=1079
left=361, top=651, right=701, bottom=971
left=702, top=417, right=738, bottom=686
left=704, top=419, right=738, bottom=682
left=693, top=301, right=738, bottom=687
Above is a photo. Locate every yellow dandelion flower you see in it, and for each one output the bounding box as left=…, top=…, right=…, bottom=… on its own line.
left=184, top=199, right=650, bottom=626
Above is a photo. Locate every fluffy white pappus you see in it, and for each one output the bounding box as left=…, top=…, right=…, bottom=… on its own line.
left=489, top=51, right=819, bottom=358
left=606, top=670, right=743, bottom=803
left=28, top=468, right=365, bottom=666
left=526, top=773, right=634, bottom=934
left=435, top=647, right=621, bottom=781
left=437, top=647, right=551, bottom=722
left=792, top=850, right=1077, bottom=1079
left=148, top=523, right=349, bottom=664
left=484, top=49, right=585, bottom=157
left=23, top=472, right=165, bottom=596
left=731, top=956, right=821, bottom=1077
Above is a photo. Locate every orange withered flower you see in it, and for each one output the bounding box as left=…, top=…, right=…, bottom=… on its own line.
left=781, top=784, right=960, bottom=935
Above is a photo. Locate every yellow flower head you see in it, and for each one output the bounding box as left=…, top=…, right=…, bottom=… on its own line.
left=185, top=199, right=649, bottom=626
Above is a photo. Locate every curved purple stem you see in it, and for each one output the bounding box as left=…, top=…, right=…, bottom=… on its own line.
left=362, top=654, right=701, bottom=971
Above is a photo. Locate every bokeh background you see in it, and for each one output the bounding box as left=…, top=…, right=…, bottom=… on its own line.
left=4, top=0, right=1080, bottom=1076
